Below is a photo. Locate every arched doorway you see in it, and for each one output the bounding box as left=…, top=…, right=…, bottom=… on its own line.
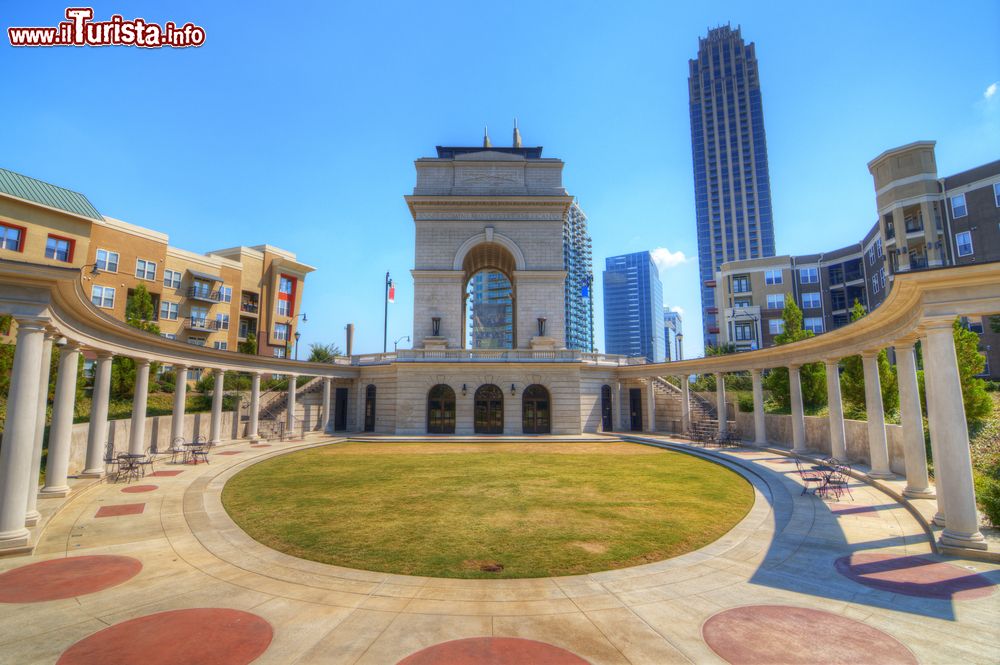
left=427, top=384, right=456, bottom=434
left=522, top=384, right=551, bottom=434
left=601, top=385, right=613, bottom=431
left=462, top=242, right=517, bottom=349
left=474, top=384, right=504, bottom=434
left=364, top=384, right=376, bottom=432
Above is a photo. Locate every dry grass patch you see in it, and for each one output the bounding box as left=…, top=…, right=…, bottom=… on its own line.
left=222, top=440, right=754, bottom=578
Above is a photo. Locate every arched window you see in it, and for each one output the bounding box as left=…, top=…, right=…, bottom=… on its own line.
left=522, top=384, right=551, bottom=434
left=427, top=384, right=456, bottom=434
left=462, top=242, right=518, bottom=350
left=364, top=384, right=376, bottom=432
left=601, top=385, right=613, bottom=431
left=474, top=384, right=504, bottom=434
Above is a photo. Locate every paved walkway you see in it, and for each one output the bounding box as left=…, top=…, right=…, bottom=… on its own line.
left=0, top=436, right=997, bottom=664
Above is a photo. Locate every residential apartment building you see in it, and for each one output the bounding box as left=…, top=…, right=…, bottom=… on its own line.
left=0, top=167, right=313, bottom=360
left=563, top=200, right=595, bottom=352
left=715, top=142, right=999, bottom=377
left=688, top=25, right=777, bottom=349
left=664, top=310, right=683, bottom=361
left=602, top=251, right=665, bottom=362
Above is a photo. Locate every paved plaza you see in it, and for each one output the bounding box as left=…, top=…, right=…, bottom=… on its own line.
left=0, top=436, right=997, bottom=664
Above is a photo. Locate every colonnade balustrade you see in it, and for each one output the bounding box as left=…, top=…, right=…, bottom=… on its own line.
left=645, top=316, right=987, bottom=552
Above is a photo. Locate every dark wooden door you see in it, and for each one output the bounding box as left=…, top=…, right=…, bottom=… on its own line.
left=629, top=388, right=642, bottom=432
left=334, top=387, right=348, bottom=431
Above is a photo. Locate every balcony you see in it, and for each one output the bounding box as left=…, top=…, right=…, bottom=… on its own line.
left=240, top=301, right=259, bottom=316
left=184, top=317, right=229, bottom=332
left=187, top=287, right=222, bottom=303
left=905, top=219, right=924, bottom=235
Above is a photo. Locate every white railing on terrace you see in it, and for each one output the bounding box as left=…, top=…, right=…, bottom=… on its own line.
left=346, top=349, right=645, bottom=365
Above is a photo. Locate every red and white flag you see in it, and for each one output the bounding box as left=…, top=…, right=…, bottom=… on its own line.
left=388, top=281, right=395, bottom=303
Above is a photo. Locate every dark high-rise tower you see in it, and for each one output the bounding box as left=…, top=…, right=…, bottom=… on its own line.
left=689, top=25, right=776, bottom=348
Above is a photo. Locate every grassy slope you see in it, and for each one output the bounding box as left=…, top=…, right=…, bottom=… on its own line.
left=222, top=441, right=754, bottom=579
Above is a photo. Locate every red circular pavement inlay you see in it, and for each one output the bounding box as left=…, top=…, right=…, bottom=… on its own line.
left=58, top=608, right=273, bottom=665
left=0, top=556, right=142, bottom=603
left=121, top=485, right=158, bottom=493
left=703, top=605, right=917, bottom=665
left=397, top=637, right=590, bottom=665
left=836, top=552, right=997, bottom=600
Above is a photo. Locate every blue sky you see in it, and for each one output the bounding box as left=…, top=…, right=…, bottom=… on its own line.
left=4, top=1, right=999, bottom=358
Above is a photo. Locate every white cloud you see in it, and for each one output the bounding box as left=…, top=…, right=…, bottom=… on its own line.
left=650, top=246, right=689, bottom=271
left=665, top=305, right=685, bottom=316
left=985, top=82, right=998, bottom=100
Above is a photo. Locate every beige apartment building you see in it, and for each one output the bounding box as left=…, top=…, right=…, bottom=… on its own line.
left=0, top=167, right=313, bottom=359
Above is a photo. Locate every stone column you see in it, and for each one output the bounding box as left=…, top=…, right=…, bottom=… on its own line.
left=751, top=369, right=766, bottom=445
left=891, top=208, right=911, bottom=271
left=923, top=320, right=987, bottom=550
left=0, top=318, right=47, bottom=549
left=715, top=373, right=727, bottom=436
left=287, top=375, right=297, bottom=438
left=647, top=380, right=656, bottom=432
left=322, top=377, right=332, bottom=433
left=247, top=372, right=261, bottom=442
left=789, top=364, right=807, bottom=453
left=128, top=359, right=151, bottom=455
left=41, top=341, right=81, bottom=496
left=170, top=365, right=188, bottom=450
left=922, top=349, right=947, bottom=526
left=209, top=369, right=225, bottom=445
left=896, top=342, right=933, bottom=498
left=862, top=350, right=893, bottom=478
left=81, top=352, right=113, bottom=478
left=25, top=333, right=55, bottom=525
left=680, top=376, right=691, bottom=433
left=824, top=359, right=847, bottom=461
left=618, top=382, right=627, bottom=431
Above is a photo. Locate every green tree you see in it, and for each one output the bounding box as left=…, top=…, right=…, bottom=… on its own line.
left=839, top=300, right=898, bottom=416
left=238, top=333, right=257, bottom=355
left=308, top=342, right=343, bottom=363
left=952, top=318, right=992, bottom=424
left=763, top=296, right=827, bottom=410
left=705, top=343, right=736, bottom=356
left=110, top=284, right=160, bottom=398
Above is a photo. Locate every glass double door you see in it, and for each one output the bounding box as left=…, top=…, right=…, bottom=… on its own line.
left=474, top=384, right=504, bottom=434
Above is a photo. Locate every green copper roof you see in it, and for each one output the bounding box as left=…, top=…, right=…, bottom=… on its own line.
left=0, top=167, right=102, bottom=221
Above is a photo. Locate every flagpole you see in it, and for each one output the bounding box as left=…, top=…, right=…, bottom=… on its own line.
left=383, top=271, right=390, bottom=354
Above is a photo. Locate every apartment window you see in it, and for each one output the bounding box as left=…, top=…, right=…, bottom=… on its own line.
left=91, top=285, right=115, bottom=308
left=135, top=259, right=157, bottom=281
left=766, top=293, right=785, bottom=309
left=191, top=279, right=212, bottom=299
left=768, top=319, right=784, bottom=335
left=277, top=274, right=297, bottom=316
left=967, top=319, right=985, bottom=334
left=879, top=267, right=886, bottom=289
left=94, top=249, right=119, bottom=272
left=801, top=292, right=821, bottom=309
left=163, top=269, right=181, bottom=289
left=190, top=305, right=209, bottom=327
left=277, top=299, right=291, bottom=317
left=951, top=193, right=967, bottom=218
left=734, top=322, right=754, bottom=341
left=875, top=237, right=883, bottom=258
left=764, top=269, right=782, bottom=285
left=45, top=235, right=74, bottom=262
left=872, top=275, right=880, bottom=293
left=867, top=246, right=876, bottom=265
left=799, top=267, right=818, bottom=284
left=159, top=301, right=178, bottom=320
left=734, top=298, right=752, bottom=308
left=274, top=323, right=290, bottom=341
left=213, top=341, right=228, bottom=350
left=0, top=223, right=25, bottom=251
left=732, top=275, right=750, bottom=293
left=956, top=231, right=974, bottom=257
left=187, top=336, right=206, bottom=347
left=803, top=317, right=824, bottom=334
left=274, top=347, right=286, bottom=358
left=187, top=368, right=202, bottom=381
left=216, top=313, right=230, bottom=330
left=220, top=286, right=232, bottom=303
left=161, top=333, right=176, bottom=340
left=994, top=182, right=1000, bottom=207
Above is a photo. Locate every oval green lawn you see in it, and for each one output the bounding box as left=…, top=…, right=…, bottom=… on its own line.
left=221, top=441, right=754, bottom=579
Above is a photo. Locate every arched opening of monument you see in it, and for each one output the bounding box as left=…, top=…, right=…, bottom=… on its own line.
left=427, top=384, right=457, bottom=434
left=462, top=242, right=516, bottom=349
left=521, top=384, right=551, bottom=434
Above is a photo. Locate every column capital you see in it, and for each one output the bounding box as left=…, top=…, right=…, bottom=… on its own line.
left=14, top=316, right=49, bottom=331
left=893, top=337, right=919, bottom=352
left=172, top=362, right=188, bottom=371
left=822, top=357, right=840, bottom=367
left=860, top=349, right=882, bottom=359
left=787, top=363, right=801, bottom=371
left=920, top=317, right=956, bottom=333
left=750, top=368, right=763, bottom=376
left=212, top=367, right=225, bottom=376
left=57, top=339, right=84, bottom=352
left=94, top=349, right=114, bottom=359
left=133, top=357, right=151, bottom=367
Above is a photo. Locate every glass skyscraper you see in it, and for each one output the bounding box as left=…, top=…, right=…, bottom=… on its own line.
left=602, top=251, right=665, bottom=363
left=564, top=200, right=595, bottom=352
left=689, top=25, right=776, bottom=348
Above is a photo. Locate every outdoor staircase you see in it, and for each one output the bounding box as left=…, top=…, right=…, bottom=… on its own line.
left=650, top=377, right=722, bottom=437
left=257, top=377, right=326, bottom=439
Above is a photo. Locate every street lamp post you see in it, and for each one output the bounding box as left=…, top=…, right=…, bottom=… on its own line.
left=393, top=335, right=410, bottom=353
left=294, top=331, right=301, bottom=360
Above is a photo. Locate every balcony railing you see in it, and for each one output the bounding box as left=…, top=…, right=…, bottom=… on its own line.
left=240, top=301, right=259, bottom=314
left=187, top=287, right=222, bottom=302
left=905, top=219, right=924, bottom=234
left=185, top=317, right=229, bottom=331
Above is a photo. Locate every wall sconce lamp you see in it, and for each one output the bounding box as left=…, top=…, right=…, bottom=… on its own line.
left=511, top=383, right=516, bottom=396
left=461, top=384, right=467, bottom=396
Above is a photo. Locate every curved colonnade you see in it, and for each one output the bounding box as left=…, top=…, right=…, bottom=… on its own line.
left=1, top=259, right=999, bottom=556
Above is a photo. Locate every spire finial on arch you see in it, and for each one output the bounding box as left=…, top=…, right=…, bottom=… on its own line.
left=483, top=124, right=492, bottom=148
left=512, top=117, right=522, bottom=148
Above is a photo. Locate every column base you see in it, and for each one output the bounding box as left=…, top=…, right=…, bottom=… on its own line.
left=933, top=512, right=946, bottom=527
left=791, top=446, right=808, bottom=454
left=39, top=486, right=70, bottom=498
left=939, top=529, right=988, bottom=551
left=902, top=486, right=936, bottom=500
left=79, top=469, right=105, bottom=479
left=24, top=510, right=40, bottom=527
left=0, top=528, right=31, bottom=553
left=248, top=435, right=260, bottom=443
left=866, top=470, right=895, bottom=480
